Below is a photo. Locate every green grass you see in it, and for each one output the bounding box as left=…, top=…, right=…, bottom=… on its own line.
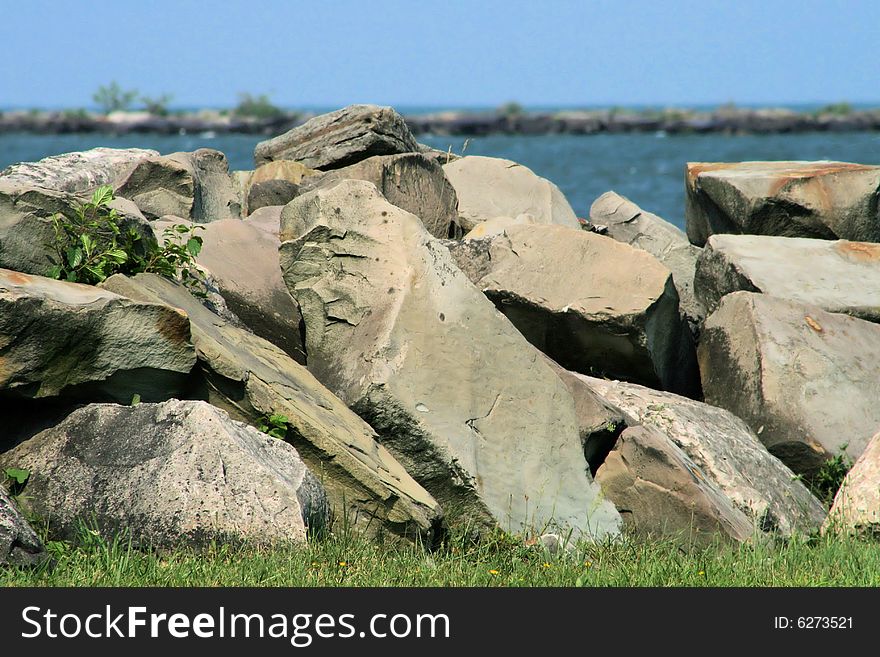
left=4, top=525, right=880, bottom=587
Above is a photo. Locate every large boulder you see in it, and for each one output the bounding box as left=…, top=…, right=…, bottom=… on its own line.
left=444, top=225, right=700, bottom=397
left=586, top=376, right=825, bottom=535
left=101, top=273, right=442, bottom=543
left=297, top=153, right=460, bottom=238
left=463, top=213, right=536, bottom=240
left=442, top=156, right=581, bottom=231
left=0, top=400, right=329, bottom=548
left=254, top=105, right=419, bottom=170
left=825, top=432, right=880, bottom=537
left=698, top=291, right=880, bottom=478
left=279, top=180, right=621, bottom=540
left=0, top=147, right=157, bottom=193
left=685, top=161, right=880, bottom=246
left=695, top=233, right=880, bottom=322
left=0, top=268, right=195, bottom=402
left=1, top=486, right=47, bottom=567
left=595, top=425, right=756, bottom=547
left=590, top=191, right=705, bottom=327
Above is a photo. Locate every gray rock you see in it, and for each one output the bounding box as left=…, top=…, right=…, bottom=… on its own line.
left=825, top=431, right=880, bottom=537
left=590, top=191, right=705, bottom=327
left=254, top=104, right=419, bottom=170
left=595, top=425, right=757, bottom=547
left=443, top=156, right=581, bottom=231
left=248, top=179, right=299, bottom=214
left=279, top=180, right=621, bottom=540
left=101, top=273, right=442, bottom=544
left=685, top=161, right=880, bottom=246
left=0, top=400, right=329, bottom=547
left=698, top=291, right=880, bottom=478
left=695, top=233, right=880, bottom=322
left=444, top=225, right=700, bottom=397
left=172, top=149, right=242, bottom=223
left=0, top=268, right=195, bottom=401
left=297, top=152, right=460, bottom=238
left=586, top=376, right=826, bottom=536
left=1, top=486, right=48, bottom=567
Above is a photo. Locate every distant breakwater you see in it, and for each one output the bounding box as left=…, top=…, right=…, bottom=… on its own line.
left=3, top=106, right=880, bottom=136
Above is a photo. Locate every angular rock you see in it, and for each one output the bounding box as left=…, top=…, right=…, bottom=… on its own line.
left=591, top=191, right=705, bottom=327
left=175, top=148, right=242, bottom=223
left=695, top=233, right=880, bottom=322
left=0, top=268, right=195, bottom=401
left=825, top=432, right=880, bottom=537
left=1, top=486, right=48, bottom=567
left=246, top=205, right=283, bottom=235
left=297, top=153, right=459, bottom=238
left=0, top=400, right=328, bottom=547
left=443, top=156, right=581, bottom=231
left=254, top=104, right=419, bottom=170
left=101, top=273, right=441, bottom=543
left=595, top=426, right=756, bottom=547
left=698, top=291, right=880, bottom=478
left=685, top=161, right=880, bottom=246
left=0, top=147, right=157, bottom=193
left=417, top=143, right=460, bottom=166
left=444, top=225, right=700, bottom=397
left=279, top=180, right=621, bottom=540
left=463, top=213, right=536, bottom=240
left=248, top=179, right=299, bottom=214
left=250, top=160, right=318, bottom=186
left=114, top=155, right=194, bottom=220
left=586, top=376, right=826, bottom=535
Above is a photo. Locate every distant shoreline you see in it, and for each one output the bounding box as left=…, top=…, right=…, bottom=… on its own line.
left=3, top=105, right=880, bottom=136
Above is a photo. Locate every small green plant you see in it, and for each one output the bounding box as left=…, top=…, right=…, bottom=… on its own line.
left=47, top=185, right=206, bottom=291
left=233, top=93, right=284, bottom=119
left=140, top=93, right=174, bottom=116
left=92, top=81, right=139, bottom=114
left=810, top=444, right=853, bottom=506
left=257, top=413, right=291, bottom=440
left=130, top=393, right=142, bottom=406
left=817, top=101, right=853, bottom=116
left=4, top=467, right=30, bottom=497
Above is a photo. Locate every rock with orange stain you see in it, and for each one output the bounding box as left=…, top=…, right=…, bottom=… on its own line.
left=685, top=161, right=880, bottom=246
left=695, top=233, right=880, bottom=322
left=698, top=291, right=880, bottom=479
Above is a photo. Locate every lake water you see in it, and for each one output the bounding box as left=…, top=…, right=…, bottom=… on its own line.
left=2, top=131, right=879, bottom=229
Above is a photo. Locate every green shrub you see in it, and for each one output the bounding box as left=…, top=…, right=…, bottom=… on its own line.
left=92, top=81, right=139, bottom=114
left=257, top=413, right=291, bottom=440
left=47, top=185, right=205, bottom=292
left=140, top=93, right=174, bottom=116
left=810, top=444, right=853, bottom=507
left=233, top=93, right=284, bottom=119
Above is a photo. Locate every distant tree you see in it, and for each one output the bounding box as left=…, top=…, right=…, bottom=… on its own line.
left=141, top=93, right=174, bottom=116
left=233, top=93, right=283, bottom=119
left=498, top=101, right=524, bottom=117
left=93, top=82, right=139, bottom=114
left=817, top=102, right=853, bottom=116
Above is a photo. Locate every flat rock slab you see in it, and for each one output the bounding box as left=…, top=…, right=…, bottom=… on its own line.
left=825, top=431, right=880, bottom=537
left=101, top=273, right=442, bottom=544
left=254, top=104, right=419, bottom=170
left=685, top=161, right=880, bottom=246
left=595, top=425, right=756, bottom=547
left=280, top=180, right=621, bottom=540
left=443, top=156, right=580, bottom=231
left=591, top=191, right=705, bottom=327
left=698, top=291, right=880, bottom=478
left=586, top=376, right=825, bottom=535
left=0, top=268, right=195, bottom=401
left=0, top=400, right=329, bottom=548
left=1, top=486, right=47, bottom=567
left=695, top=233, right=880, bottom=322
left=445, top=225, right=700, bottom=397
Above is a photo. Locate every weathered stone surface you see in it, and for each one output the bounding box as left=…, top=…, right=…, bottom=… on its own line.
left=416, top=143, right=460, bottom=166
left=591, top=191, right=705, bottom=327
left=1, top=486, right=47, bottom=567
left=698, top=291, right=880, bottom=478
left=0, top=182, right=154, bottom=276
left=279, top=180, right=621, bottom=540
left=595, top=425, right=756, bottom=547
left=170, top=149, right=242, bottom=223
left=0, top=268, right=195, bottom=401
left=463, top=213, right=536, bottom=240
left=297, top=153, right=459, bottom=238
left=586, top=376, right=826, bottom=535
left=254, top=105, right=419, bottom=170
left=250, top=160, right=318, bottom=186
left=0, top=400, right=328, bottom=547
left=114, top=155, right=194, bottom=220
left=695, top=233, right=880, bottom=322
left=248, top=179, right=299, bottom=214
left=685, top=161, right=880, bottom=246
left=825, top=432, right=880, bottom=537
left=246, top=205, right=283, bottom=235
left=443, top=156, right=580, bottom=231
left=444, top=225, right=700, bottom=397
left=101, top=273, right=442, bottom=543
left=0, top=147, right=157, bottom=193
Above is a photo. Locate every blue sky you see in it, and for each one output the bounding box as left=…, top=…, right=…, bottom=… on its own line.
left=2, top=0, right=878, bottom=109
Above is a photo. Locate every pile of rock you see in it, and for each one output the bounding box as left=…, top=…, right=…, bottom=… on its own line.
left=6, top=104, right=877, bottom=568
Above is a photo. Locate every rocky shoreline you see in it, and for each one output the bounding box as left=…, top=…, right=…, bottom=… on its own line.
left=2, top=103, right=880, bottom=568
left=3, top=105, right=880, bottom=136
